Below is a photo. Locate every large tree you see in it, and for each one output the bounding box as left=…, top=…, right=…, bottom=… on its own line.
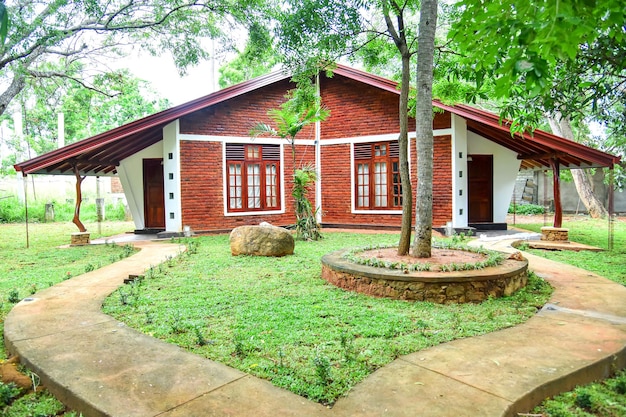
left=0, top=0, right=266, bottom=117
left=218, top=22, right=278, bottom=88
left=449, top=0, right=625, bottom=217
left=412, top=0, right=437, bottom=257
left=1, top=67, right=169, bottom=175
left=276, top=0, right=441, bottom=257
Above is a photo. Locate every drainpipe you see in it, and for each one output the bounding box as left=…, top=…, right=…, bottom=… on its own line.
left=315, top=73, right=322, bottom=224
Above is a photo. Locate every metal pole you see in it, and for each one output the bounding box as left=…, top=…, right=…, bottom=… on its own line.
left=97, top=176, right=102, bottom=235
left=23, top=174, right=29, bottom=249
left=608, top=166, right=615, bottom=251
left=543, top=170, right=548, bottom=226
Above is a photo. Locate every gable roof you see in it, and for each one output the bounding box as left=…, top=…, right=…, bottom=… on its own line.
left=14, top=65, right=620, bottom=176
left=433, top=101, right=620, bottom=170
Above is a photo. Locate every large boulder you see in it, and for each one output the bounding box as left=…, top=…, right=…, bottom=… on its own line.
left=229, top=224, right=295, bottom=257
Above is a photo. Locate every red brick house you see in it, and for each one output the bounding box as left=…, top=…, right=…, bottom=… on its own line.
left=14, top=65, right=619, bottom=235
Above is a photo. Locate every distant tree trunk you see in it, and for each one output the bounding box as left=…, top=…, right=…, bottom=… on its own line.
left=546, top=114, right=608, bottom=219
left=412, top=0, right=438, bottom=258
left=72, top=165, right=87, bottom=232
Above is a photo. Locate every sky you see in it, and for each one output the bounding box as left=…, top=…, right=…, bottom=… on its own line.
left=123, top=52, right=221, bottom=106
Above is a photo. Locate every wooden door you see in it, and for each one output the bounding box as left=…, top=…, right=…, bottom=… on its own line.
left=143, top=159, right=165, bottom=229
left=468, top=154, right=493, bottom=223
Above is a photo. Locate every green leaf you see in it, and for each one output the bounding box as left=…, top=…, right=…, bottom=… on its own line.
left=0, top=3, right=8, bottom=45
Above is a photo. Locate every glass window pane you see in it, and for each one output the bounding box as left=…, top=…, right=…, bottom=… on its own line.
left=229, top=164, right=242, bottom=209
left=374, top=162, right=387, bottom=206
left=266, top=164, right=278, bottom=207
left=357, top=163, right=369, bottom=207
left=247, top=164, right=261, bottom=208
left=247, top=145, right=260, bottom=159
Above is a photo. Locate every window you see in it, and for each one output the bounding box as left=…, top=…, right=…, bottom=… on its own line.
left=226, top=144, right=281, bottom=212
left=354, top=141, right=402, bottom=209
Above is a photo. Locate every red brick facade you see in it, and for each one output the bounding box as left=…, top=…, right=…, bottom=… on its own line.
left=319, top=76, right=414, bottom=138
left=432, top=135, right=453, bottom=226
left=176, top=73, right=453, bottom=232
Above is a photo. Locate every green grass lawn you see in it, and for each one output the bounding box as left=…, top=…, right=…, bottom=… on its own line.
left=512, top=217, right=626, bottom=286
left=103, top=232, right=552, bottom=405
left=0, top=221, right=135, bottom=416
left=2, top=217, right=624, bottom=414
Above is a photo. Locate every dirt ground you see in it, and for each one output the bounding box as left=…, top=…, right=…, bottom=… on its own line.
left=359, top=247, right=488, bottom=270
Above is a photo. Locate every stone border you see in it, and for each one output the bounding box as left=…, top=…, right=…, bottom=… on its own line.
left=321, top=249, right=528, bottom=304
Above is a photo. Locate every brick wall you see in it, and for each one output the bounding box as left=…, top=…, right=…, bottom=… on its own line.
left=432, top=135, right=453, bottom=227
left=179, top=79, right=314, bottom=140
left=180, top=140, right=320, bottom=231
left=176, top=74, right=454, bottom=232
left=319, top=76, right=415, bottom=139
left=320, top=136, right=452, bottom=228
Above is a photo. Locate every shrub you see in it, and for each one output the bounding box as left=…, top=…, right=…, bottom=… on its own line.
left=0, top=197, right=129, bottom=223
left=0, top=382, right=22, bottom=407
left=508, top=203, right=545, bottom=215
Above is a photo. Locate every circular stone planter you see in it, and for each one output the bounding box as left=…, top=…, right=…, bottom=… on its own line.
left=321, top=249, right=528, bottom=304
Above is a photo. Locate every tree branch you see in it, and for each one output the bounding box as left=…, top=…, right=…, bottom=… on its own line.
left=25, top=70, right=119, bottom=98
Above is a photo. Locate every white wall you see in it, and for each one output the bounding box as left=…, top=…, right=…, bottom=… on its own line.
left=163, top=120, right=182, bottom=232
left=467, top=131, right=521, bottom=223
left=118, top=142, right=163, bottom=230
left=451, top=115, right=469, bottom=227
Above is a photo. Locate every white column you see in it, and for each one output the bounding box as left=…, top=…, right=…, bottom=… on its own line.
left=451, top=114, right=468, bottom=228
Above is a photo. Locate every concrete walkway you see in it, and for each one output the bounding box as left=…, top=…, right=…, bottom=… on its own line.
left=4, top=237, right=626, bottom=417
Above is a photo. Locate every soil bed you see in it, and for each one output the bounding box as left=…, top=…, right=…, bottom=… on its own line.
left=360, top=247, right=488, bottom=271
left=321, top=247, right=528, bottom=304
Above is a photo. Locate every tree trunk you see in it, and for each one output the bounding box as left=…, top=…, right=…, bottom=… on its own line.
left=380, top=2, right=413, bottom=255
left=397, top=47, right=413, bottom=255
left=0, top=75, right=26, bottom=117
left=571, top=169, right=607, bottom=218
left=546, top=114, right=608, bottom=219
left=412, top=0, right=438, bottom=258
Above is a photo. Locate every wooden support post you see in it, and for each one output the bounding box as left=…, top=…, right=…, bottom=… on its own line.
left=72, top=165, right=87, bottom=232
left=550, top=158, right=562, bottom=228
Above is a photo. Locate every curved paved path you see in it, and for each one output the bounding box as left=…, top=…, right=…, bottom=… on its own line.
left=4, top=238, right=626, bottom=417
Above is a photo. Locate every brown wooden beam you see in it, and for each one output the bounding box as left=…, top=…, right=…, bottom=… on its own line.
left=70, top=157, right=120, bottom=167
left=550, top=158, right=562, bottom=228
left=517, top=151, right=568, bottom=161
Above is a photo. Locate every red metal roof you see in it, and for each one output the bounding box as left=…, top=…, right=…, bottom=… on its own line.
left=14, top=64, right=620, bottom=176
left=433, top=101, right=620, bottom=170
left=14, top=69, right=292, bottom=176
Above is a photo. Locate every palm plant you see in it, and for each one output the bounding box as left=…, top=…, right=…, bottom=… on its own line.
left=251, top=85, right=329, bottom=240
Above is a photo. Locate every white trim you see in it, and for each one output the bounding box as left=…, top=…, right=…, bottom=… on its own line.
left=315, top=74, right=323, bottom=224
left=321, top=129, right=451, bottom=146
left=180, top=131, right=453, bottom=146
left=224, top=209, right=286, bottom=217
left=350, top=142, right=355, bottom=211
left=222, top=141, right=287, bottom=216
left=353, top=210, right=403, bottom=215
left=433, top=128, right=453, bottom=136
left=323, top=133, right=404, bottom=146
left=181, top=134, right=282, bottom=144
left=180, top=134, right=316, bottom=147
